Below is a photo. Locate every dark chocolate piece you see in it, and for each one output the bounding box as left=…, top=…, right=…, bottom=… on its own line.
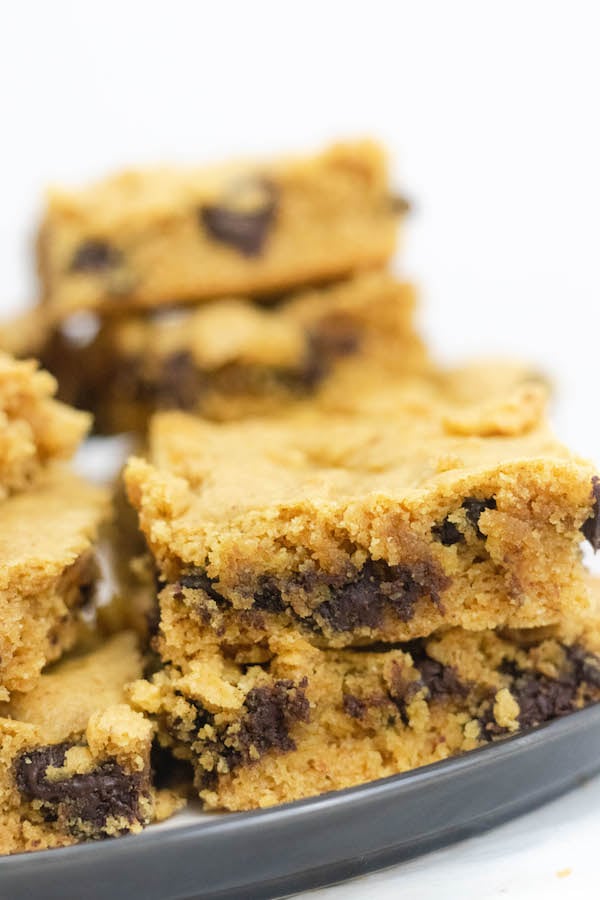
left=70, top=240, right=122, bottom=273
left=178, top=571, right=228, bottom=607
left=253, top=580, right=285, bottom=614
left=431, top=517, right=465, bottom=546
left=342, top=694, right=367, bottom=719
left=462, top=497, right=497, bottom=539
left=236, top=678, right=310, bottom=758
left=512, top=672, right=578, bottom=729
left=14, top=744, right=143, bottom=828
left=316, top=560, right=449, bottom=633
left=417, top=657, right=466, bottom=700
left=199, top=179, right=278, bottom=256
left=567, top=643, right=600, bottom=688
left=581, top=476, right=600, bottom=551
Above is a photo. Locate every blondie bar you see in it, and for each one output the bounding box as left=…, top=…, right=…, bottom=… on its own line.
left=0, top=633, right=181, bottom=855
left=128, top=589, right=600, bottom=810
left=0, top=468, right=108, bottom=698
left=125, top=385, right=597, bottom=648
left=71, top=273, right=427, bottom=433
left=0, top=352, right=90, bottom=498
left=38, top=141, right=403, bottom=318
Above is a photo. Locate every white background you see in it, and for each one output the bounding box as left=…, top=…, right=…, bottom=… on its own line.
left=2, top=2, right=599, bottom=897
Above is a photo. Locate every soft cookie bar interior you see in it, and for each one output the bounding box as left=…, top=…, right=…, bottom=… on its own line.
left=75, top=272, right=428, bottom=433
left=0, top=352, right=90, bottom=498
left=38, top=140, right=403, bottom=317
left=0, top=633, right=160, bottom=855
left=128, top=592, right=600, bottom=810
left=0, top=468, right=108, bottom=698
left=125, top=389, right=598, bottom=648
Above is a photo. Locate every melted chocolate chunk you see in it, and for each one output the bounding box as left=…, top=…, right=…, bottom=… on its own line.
left=462, top=497, right=497, bottom=539
left=581, top=476, right=600, bottom=551
left=342, top=694, right=367, bottom=719
left=431, top=517, right=465, bottom=546
left=14, top=743, right=69, bottom=796
left=14, top=744, right=143, bottom=828
left=317, top=576, right=387, bottom=632
left=418, top=657, right=466, bottom=699
left=253, top=580, right=285, bottom=613
left=179, top=571, right=228, bottom=606
left=236, top=678, right=310, bottom=757
left=512, top=672, right=578, bottom=729
left=70, top=240, right=122, bottom=273
left=316, top=560, right=449, bottom=633
left=567, top=644, right=600, bottom=688
left=199, top=179, right=278, bottom=256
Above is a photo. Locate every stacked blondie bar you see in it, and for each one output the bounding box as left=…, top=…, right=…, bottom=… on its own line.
left=1, top=139, right=599, bottom=847
left=0, top=355, right=180, bottom=854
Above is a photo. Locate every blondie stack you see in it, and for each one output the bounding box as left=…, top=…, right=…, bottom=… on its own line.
left=1, top=138, right=599, bottom=850
left=124, top=374, right=600, bottom=808
left=0, top=354, right=181, bottom=853
left=11, top=140, right=416, bottom=432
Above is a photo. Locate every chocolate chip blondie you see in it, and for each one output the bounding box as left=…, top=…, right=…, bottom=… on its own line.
left=125, top=383, right=597, bottom=649
left=128, top=586, right=600, bottom=810
left=0, top=352, right=90, bottom=498
left=0, top=468, right=108, bottom=699
left=68, top=272, right=428, bottom=433
left=0, top=632, right=181, bottom=855
left=38, top=141, right=403, bottom=318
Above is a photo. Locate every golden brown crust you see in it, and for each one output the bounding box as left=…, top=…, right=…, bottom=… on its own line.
left=39, top=141, right=401, bottom=317
left=0, top=468, right=109, bottom=697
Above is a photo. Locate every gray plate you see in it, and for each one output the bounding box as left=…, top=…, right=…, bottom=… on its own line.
left=3, top=704, right=600, bottom=900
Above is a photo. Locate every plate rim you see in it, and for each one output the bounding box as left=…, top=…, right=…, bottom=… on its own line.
left=3, top=699, right=600, bottom=868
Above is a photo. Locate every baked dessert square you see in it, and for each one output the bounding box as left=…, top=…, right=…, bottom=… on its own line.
left=125, top=378, right=598, bottom=649
left=58, top=272, right=428, bottom=433
left=0, top=352, right=90, bottom=498
left=38, top=140, right=403, bottom=318
left=128, top=587, right=600, bottom=810
left=0, top=632, right=181, bottom=855
left=0, top=468, right=108, bottom=698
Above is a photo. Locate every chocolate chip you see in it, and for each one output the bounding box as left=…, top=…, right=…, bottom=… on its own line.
left=567, top=644, right=600, bottom=688
left=14, top=744, right=143, bottom=829
left=431, top=517, right=465, bottom=546
left=236, top=678, right=310, bottom=757
left=418, top=658, right=466, bottom=699
left=343, top=694, right=367, bottom=719
left=581, top=476, right=600, bottom=551
left=179, top=570, right=228, bottom=607
left=513, top=672, right=578, bottom=729
left=317, top=576, right=387, bottom=632
left=14, top=743, right=68, bottom=796
left=253, top=580, right=285, bottom=613
left=317, top=560, right=450, bottom=632
left=199, top=178, right=278, bottom=256
left=462, top=497, right=497, bottom=539
left=70, top=240, right=122, bottom=273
